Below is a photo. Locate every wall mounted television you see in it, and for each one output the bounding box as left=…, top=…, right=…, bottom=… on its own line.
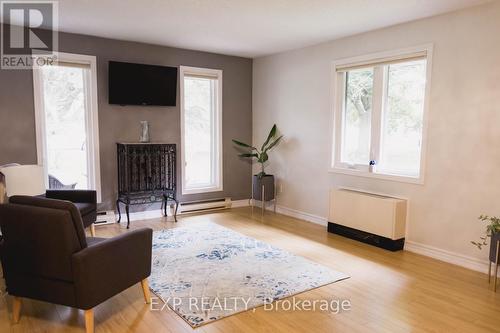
left=108, top=61, right=178, bottom=106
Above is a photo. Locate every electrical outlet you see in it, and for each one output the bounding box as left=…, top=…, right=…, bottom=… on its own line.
left=279, top=183, right=284, bottom=194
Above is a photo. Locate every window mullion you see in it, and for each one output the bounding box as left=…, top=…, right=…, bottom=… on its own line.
left=211, top=80, right=217, bottom=185
left=369, top=66, right=385, bottom=171
left=83, top=69, right=94, bottom=190
left=334, top=72, right=346, bottom=169
left=33, top=68, right=49, bottom=187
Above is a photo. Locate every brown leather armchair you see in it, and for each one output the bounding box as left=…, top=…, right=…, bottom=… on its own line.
left=0, top=196, right=153, bottom=333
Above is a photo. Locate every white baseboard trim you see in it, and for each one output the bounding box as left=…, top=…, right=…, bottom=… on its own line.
left=275, top=205, right=328, bottom=226
left=239, top=199, right=327, bottom=227
left=404, top=240, right=489, bottom=274
left=231, top=199, right=250, bottom=208
left=124, top=199, right=326, bottom=227
left=126, top=209, right=165, bottom=222
left=124, top=200, right=249, bottom=222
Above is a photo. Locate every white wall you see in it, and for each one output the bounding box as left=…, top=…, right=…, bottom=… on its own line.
left=253, top=1, right=500, bottom=270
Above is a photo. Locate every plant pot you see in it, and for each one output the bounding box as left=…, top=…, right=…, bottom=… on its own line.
left=252, top=175, right=275, bottom=201
left=490, top=232, right=500, bottom=262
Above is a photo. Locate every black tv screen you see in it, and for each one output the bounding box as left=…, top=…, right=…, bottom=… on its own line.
left=108, top=61, right=177, bottom=106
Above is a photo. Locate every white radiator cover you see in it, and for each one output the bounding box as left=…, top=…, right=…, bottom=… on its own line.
left=329, top=189, right=407, bottom=240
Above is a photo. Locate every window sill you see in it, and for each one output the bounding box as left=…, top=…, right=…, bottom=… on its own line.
left=329, top=167, right=424, bottom=185
left=182, top=185, right=223, bottom=195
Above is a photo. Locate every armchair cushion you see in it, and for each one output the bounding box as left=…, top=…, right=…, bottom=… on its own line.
left=72, top=228, right=153, bottom=309
left=45, top=190, right=97, bottom=229
left=74, top=202, right=96, bottom=216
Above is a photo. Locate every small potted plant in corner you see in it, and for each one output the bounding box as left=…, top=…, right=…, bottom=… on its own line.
left=471, top=215, right=500, bottom=288
left=232, top=124, right=283, bottom=204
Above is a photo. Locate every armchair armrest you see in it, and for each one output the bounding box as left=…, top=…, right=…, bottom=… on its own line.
left=46, top=190, right=96, bottom=204
left=72, top=228, right=153, bottom=310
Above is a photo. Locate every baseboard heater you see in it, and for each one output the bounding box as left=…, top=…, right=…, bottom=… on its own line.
left=179, top=198, right=232, bottom=214
left=95, top=210, right=116, bottom=225
left=328, top=189, right=407, bottom=251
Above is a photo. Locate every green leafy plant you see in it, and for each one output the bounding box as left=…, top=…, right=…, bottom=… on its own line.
left=471, top=215, right=500, bottom=250
left=232, top=124, right=283, bottom=178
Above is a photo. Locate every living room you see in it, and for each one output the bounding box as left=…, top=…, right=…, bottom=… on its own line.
left=0, top=1, right=499, bottom=332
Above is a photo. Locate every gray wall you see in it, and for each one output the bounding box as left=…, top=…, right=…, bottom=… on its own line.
left=0, top=26, right=253, bottom=211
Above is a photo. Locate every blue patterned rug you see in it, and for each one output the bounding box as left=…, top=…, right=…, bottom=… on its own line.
left=150, top=222, right=349, bottom=327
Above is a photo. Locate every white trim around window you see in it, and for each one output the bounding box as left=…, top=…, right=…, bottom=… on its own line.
left=32, top=51, right=102, bottom=201
left=330, top=44, right=433, bottom=184
left=180, top=66, right=223, bottom=195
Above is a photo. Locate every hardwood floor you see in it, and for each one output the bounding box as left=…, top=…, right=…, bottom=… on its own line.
left=2, top=207, right=500, bottom=332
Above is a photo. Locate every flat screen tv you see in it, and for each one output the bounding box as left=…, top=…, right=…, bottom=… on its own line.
left=108, top=61, right=177, bottom=106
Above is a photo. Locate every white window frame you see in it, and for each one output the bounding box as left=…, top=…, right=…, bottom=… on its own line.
left=330, top=44, right=433, bottom=184
left=180, top=65, right=223, bottom=195
left=32, top=51, right=102, bottom=201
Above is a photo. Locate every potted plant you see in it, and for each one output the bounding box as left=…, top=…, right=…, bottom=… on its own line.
left=232, top=124, right=283, bottom=202
left=471, top=215, right=500, bottom=264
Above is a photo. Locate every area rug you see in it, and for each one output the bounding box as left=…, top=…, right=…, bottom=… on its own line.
left=149, top=222, right=349, bottom=327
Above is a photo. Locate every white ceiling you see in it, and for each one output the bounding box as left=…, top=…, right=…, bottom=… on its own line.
left=6, top=0, right=491, bottom=58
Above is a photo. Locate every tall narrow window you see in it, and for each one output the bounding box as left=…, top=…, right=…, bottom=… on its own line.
left=180, top=66, right=223, bottom=194
left=33, top=53, right=101, bottom=199
left=332, top=46, right=431, bottom=183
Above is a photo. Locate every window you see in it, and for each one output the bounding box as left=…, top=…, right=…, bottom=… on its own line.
left=332, top=46, right=432, bottom=183
left=33, top=52, right=101, bottom=200
left=342, top=67, right=374, bottom=166
left=180, top=66, right=223, bottom=194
